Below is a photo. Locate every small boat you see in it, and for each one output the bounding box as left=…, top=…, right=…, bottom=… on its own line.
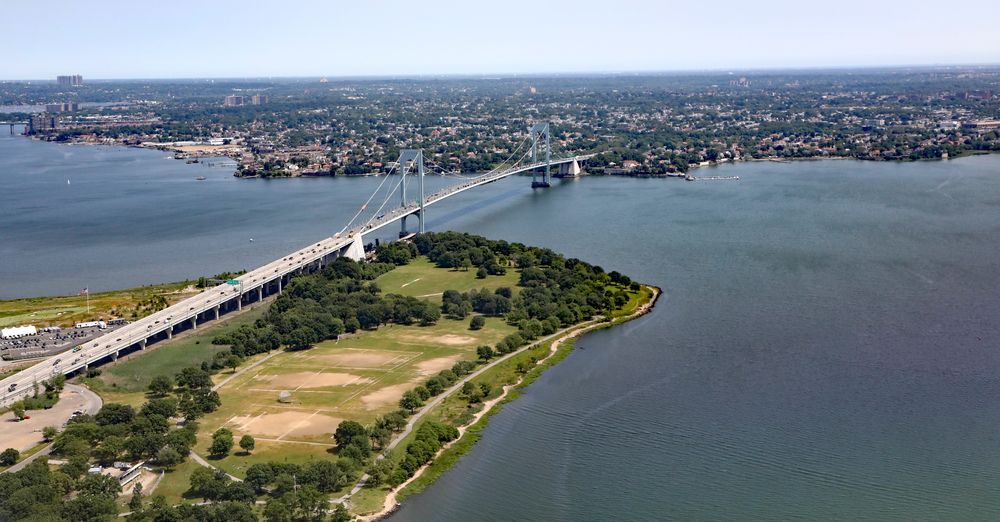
left=195, top=176, right=207, bottom=181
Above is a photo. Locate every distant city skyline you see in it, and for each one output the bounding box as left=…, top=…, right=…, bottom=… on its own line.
left=2, top=0, right=998, bottom=80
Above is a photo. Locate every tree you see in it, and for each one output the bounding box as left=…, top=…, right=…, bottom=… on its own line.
left=11, top=403, right=25, bottom=421
left=224, top=354, right=242, bottom=373
left=476, top=266, right=488, bottom=279
left=292, top=485, right=327, bottom=521
left=148, top=375, right=174, bottom=397
left=94, top=435, right=126, bottom=466
left=334, top=420, right=367, bottom=450
left=477, top=345, right=494, bottom=361
left=209, top=428, right=234, bottom=458
left=263, top=497, right=293, bottom=522
left=239, top=434, right=256, bottom=454
left=42, top=425, right=58, bottom=442
left=245, top=463, right=275, bottom=493
left=0, top=448, right=19, bottom=466
left=155, top=445, right=183, bottom=470
left=470, top=315, right=486, bottom=330
left=95, top=403, right=135, bottom=426
left=461, top=381, right=482, bottom=403
left=128, top=481, right=143, bottom=513
left=417, top=302, right=441, bottom=326
left=399, top=390, right=422, bottom=412
left=332, top=503, right=352, bottom=522
left=141, top=397, right=178, bottom=418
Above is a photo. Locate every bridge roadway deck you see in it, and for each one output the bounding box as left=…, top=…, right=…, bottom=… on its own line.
left=0, top=155, right=591, bottom=406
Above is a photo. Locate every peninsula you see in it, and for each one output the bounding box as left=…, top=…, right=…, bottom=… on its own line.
left=0, top=232, right=656, bottom=520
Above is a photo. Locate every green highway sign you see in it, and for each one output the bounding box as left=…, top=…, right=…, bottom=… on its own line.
left=226, top=279, right=240, bottom=285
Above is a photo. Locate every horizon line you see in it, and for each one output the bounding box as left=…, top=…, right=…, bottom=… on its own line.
left=3, top=62, right=1000, bottom=83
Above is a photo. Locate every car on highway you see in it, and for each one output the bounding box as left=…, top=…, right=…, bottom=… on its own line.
left=7, top=384, right=16, bottom=392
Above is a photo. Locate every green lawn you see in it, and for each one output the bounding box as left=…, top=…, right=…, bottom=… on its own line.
left=85, top=303, right=270, bottom=409
left=376, top=258, right=519, bottom=302
left=151, top=459, right=202, bottom=506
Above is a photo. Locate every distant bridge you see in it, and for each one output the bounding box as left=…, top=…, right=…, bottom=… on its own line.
left=0, top=122, right=595, bottom=406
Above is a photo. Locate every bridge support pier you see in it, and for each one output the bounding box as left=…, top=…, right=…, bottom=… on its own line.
left=214, top=306, right=220, bottom=320
left=345, top=235, right=366, bottom=261
left=397, top=149, right=425, bottom=236
left=167, top=328, right=172, bottom=340
left=140, top=339, right=147, bottom=350
left=257, top=287, right=262, bottom=302
left=191, top=316, right=197, bottom=330
left=112, top=351, right=118, bottom=361
left=529, top=122, right=552, bottom=188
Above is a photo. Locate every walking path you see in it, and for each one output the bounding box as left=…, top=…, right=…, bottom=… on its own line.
left=186, top=349, right=284, bottom=479
left=354, top=287, right=660, bottom=518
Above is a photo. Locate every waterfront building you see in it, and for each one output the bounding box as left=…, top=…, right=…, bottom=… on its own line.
left=56, top=75, right=83, bottom=86
left=44, top=102, right=79, bottom=113
left=27, top=114, right=59, bottom=134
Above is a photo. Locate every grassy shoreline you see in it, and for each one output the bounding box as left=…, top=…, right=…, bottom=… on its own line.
left=0, top=281, right=200, bottom=329
left=359, top=285, right=660, bottom=517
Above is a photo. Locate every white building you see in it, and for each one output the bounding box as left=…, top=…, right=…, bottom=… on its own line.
left=1, top=325, right=37, bottom=339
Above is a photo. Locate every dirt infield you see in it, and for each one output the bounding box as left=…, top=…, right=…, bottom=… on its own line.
left=230, top=410, right=343, bottom=438
left=360, top=382, right=417, bottom=409
left=253, top=371, right=372, bottom=389
left=416, top=355, right=462, bottom=375
left=314, top=350, right=406, bottom=368
left=402, top=334, right=477, bottom=346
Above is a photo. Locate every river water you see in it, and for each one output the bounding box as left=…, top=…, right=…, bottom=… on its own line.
left=3, top=131, right=1000, bottom=520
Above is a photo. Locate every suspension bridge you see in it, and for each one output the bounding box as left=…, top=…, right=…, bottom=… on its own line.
left=0, top=122, right=594, bottom=406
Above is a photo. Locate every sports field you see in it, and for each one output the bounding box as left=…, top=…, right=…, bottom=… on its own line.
left=187, top=258, right=520, bottom=478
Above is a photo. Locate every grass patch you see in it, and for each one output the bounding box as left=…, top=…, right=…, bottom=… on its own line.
left=95, top=305, right=269, bottom=395
left=376, top=258, right=519, bottom=302
left=0, top=281, right=199, bottom=329
left=150, top=459, right=202, bottom=505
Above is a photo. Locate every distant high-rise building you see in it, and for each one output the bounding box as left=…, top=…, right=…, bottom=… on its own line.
left=56, top=75, right=83, bottom=86
left=224, top=95, right=245, bottom=107
left=44, top=102, right=79, bottom=113
left=250, top=94, right=268, bottom=106
left=27, top=114, right=59, bottom=134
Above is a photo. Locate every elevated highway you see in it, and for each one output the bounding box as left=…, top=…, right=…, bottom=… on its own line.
left=0, top=153, right=593, bottom=406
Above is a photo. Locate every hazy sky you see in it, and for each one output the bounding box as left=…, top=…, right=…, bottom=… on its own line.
left=3, top=0, right=998, bottom=80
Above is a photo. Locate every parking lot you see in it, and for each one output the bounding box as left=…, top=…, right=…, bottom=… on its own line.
left=1, top=325, right=124, bottom=362
left=0, top=385, right=101, bottom=453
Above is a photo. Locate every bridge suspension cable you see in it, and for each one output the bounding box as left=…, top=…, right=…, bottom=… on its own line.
left=338, top=162, right=398, bottom=234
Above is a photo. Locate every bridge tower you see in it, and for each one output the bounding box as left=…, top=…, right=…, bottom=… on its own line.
left=529, top=122, right=551, bottom=188
left=397, top=149, right=425, bottom=237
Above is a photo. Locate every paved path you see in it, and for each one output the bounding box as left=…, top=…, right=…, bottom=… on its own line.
left=352, top=286, right=660, bottom=516
left=188, top=450, right=242, bottom=481
left=185, top=349, right=284, bottom=480
left=211, top=350, right=282, bottom=392
left=332, top=318, right=608, bottom=505
left=3, top=383, right=102, bottom=474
